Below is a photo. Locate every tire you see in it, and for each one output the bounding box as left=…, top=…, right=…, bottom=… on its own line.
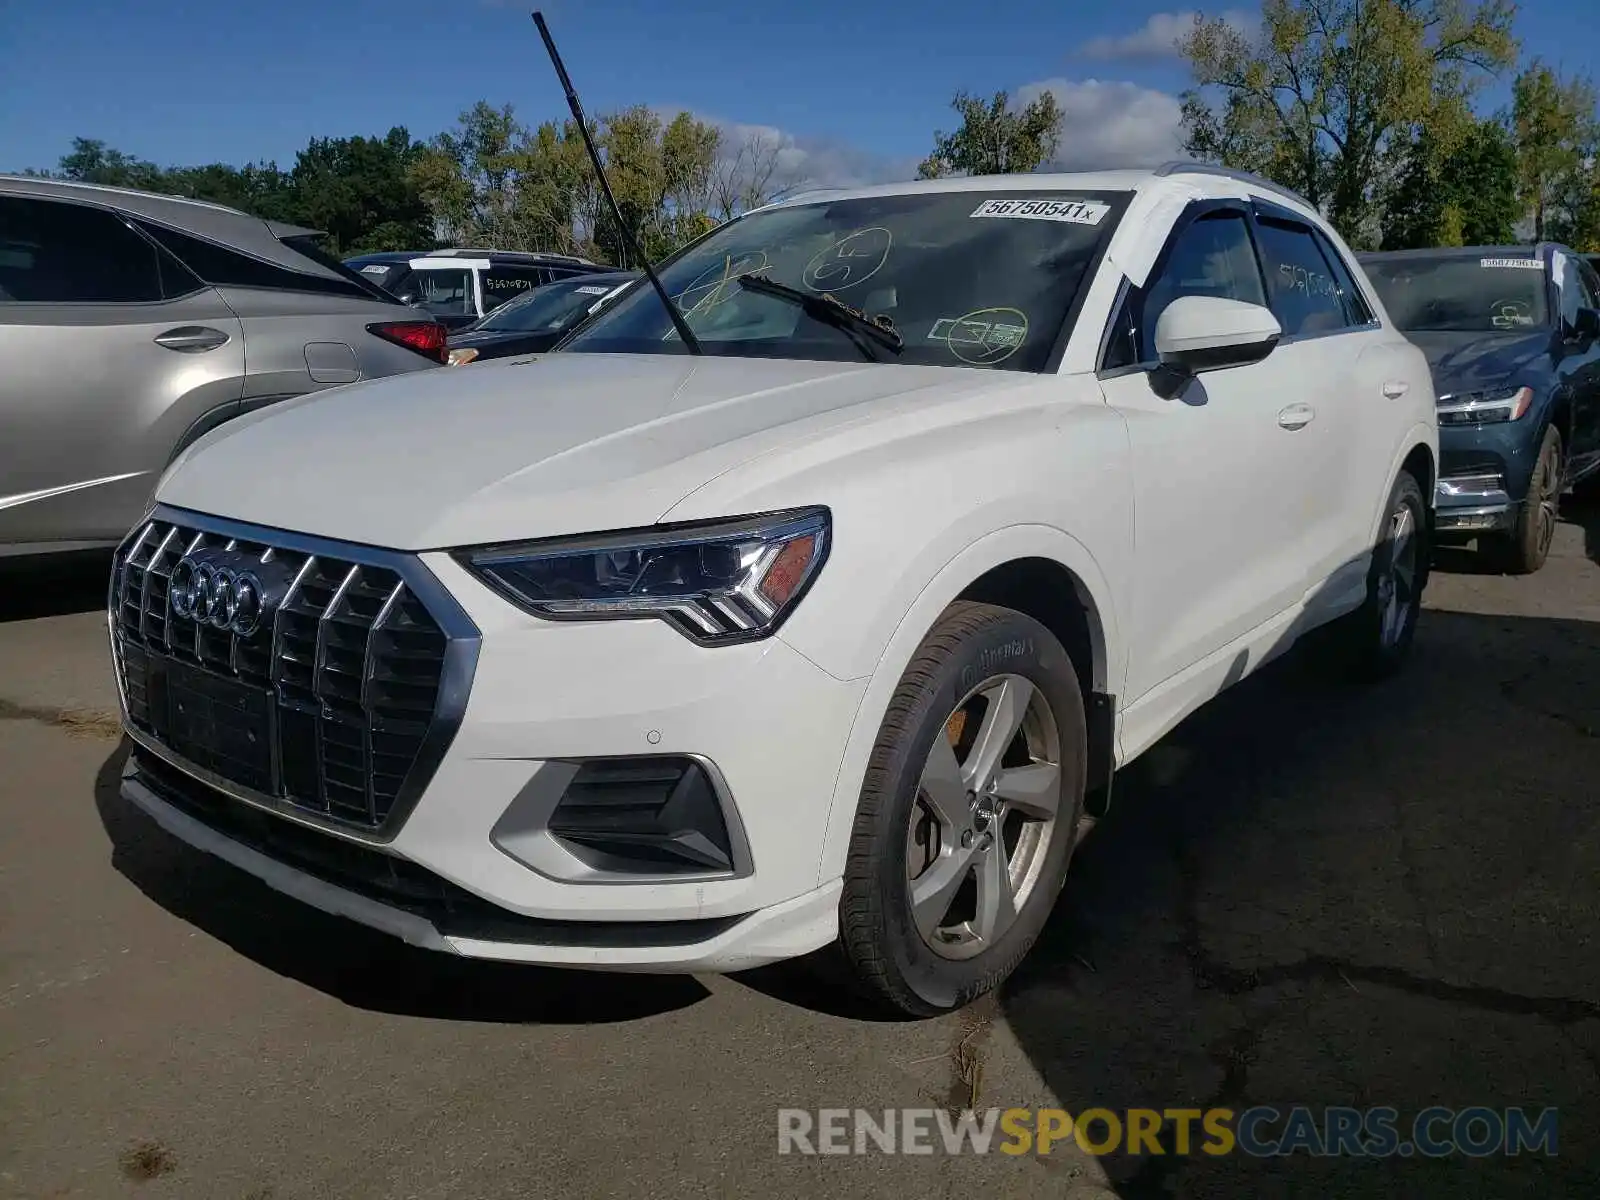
left=1325, top=469, right=1428, bottom=681
left=1484, top=425, right=1561, bottom=575
left=837, top=601, right=1087, bottom=1017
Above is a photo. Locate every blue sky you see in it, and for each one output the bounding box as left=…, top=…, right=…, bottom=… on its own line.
left=2, top=1, right=1595, bottom=184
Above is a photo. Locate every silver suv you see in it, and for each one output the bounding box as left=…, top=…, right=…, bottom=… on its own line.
left=0, top=177, right=447, bottom=559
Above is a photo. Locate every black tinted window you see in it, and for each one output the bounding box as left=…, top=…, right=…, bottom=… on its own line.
left=1254, top=217, right=1350, bottom=336
left=482, top=266, right=550, bottom=310
left=1104, top=209, right=1264, bottom=368
left=1362, top=255, right=1549, bottom=332
left=1556, top=253, right=1591, bottom=330
left=0, top=196, right=177, bottom=303
left=138, top=221, right=370, bottom=299
left=1313, top=229, right=1375, bottom=325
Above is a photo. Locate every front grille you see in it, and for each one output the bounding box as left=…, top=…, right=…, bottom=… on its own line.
left=111, top=510, right=476, bottom=834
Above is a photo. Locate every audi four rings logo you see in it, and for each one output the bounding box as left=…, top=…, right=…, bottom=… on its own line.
left=170, top=554, right=267, bottom=636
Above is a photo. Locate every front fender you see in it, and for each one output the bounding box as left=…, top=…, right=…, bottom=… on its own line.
left=789, top=522, right=1123, bottom=889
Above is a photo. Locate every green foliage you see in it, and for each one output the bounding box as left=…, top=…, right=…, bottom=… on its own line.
left=1512, top=61, right=1599, bottom=242
left=50, top=133, right=431, bottom=255
left=38, top=103, right=799, bottom=263
left=1381, top=119, right=1519, bottom=248
left=917, top=90, right=1063, bottom=178
left=1178, top=0, right=1518, bottom=245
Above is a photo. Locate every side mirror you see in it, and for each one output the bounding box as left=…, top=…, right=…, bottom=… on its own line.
left=1153, top=295, right=1283, bottom=378
left=1573, top=306, right=1600, bottom=341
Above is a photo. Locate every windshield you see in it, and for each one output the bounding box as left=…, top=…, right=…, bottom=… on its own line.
left=1362, top=255, right=1550, bottom=333
left=477, top=276, right=630, bottom=333
left=561, top=190, right=1129, bottom=371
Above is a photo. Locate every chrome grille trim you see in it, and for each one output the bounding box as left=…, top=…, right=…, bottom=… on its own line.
left=108, top=504, right=482, bottom=844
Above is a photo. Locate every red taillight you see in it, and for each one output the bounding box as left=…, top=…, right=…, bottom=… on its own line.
left=366, top=320, right=448, bottom=364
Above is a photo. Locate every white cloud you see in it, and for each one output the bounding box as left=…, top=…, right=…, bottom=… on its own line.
left=1016, top=78, right=1189, bottom=169
left=651, top=108, right=916, bottom=195
left=1078, top=9, right=1255, bottom=62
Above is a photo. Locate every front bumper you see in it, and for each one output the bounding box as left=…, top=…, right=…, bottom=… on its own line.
left=1433, top=419, right=1538, bottom=535
left=113, top=528, right=871, bottom=972
left=1434, top=474, right=1517, bottom=534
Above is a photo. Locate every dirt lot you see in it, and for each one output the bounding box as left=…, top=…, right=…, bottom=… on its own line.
left=3, top=507, right=1597, bottom=1200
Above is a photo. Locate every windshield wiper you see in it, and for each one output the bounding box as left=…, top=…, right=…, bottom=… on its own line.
left=734, top=272, right=904, bottom=361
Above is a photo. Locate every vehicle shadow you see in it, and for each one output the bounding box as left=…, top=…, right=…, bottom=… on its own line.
left=1559, top=492, right=1600, bottom=565
left=998, top=608, right=1600, bottom=1197
left=0, top=549, right=115, bottom=622
left=92, top=742, right=711, bottom=1024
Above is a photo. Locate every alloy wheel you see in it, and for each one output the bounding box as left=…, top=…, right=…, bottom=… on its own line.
left=1377, top=502, right=1419, bottom=649
left=1533, top=448, right=1558, bottom=559
left=905, top=673, right=1061, bottom=960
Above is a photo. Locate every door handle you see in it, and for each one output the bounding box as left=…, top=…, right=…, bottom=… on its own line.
left=154, top=326, right=230, bottom=353
left=1277, top=403, right=1315, bottom=430
left=1382, top=380, right=1410, bottom=399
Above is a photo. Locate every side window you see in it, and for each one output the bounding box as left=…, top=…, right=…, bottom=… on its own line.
left=0, top=196, right=171, bottom=304
left=1554, top=254, right=1594, bottom=330
left=136, top=221, right=369, bottom=299
left=1577, top=261, right=1600, bottom=310
left=410, top=267, right=474, bottom=317
left=1253, top=217, right=1351, bottom=337
left=481, top=266, right=550, bottom=310
left=1312, top=229, right=1375, bottom=326
left=1101, top=208, right=1265, bottom=369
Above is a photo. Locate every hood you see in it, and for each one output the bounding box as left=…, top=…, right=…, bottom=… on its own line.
left=157, top=353, right=1002, bottom=550
left=1405, top=329, right=1554, bottom=399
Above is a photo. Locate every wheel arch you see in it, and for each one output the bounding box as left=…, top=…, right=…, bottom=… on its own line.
left=809, top=525, right=1121, bottom=888
left=1369, top=427, right=1437, bottom=545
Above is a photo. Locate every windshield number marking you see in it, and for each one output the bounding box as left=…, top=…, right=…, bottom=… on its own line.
left=1479, top=258, right=1543, bottom=270
left=970, top=197, right=1109, bottom=225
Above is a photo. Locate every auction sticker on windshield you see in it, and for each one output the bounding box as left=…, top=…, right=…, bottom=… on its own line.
left=970, top=197, right=1110, bottom=225
left=1479, top=258, right=1543, bottom=269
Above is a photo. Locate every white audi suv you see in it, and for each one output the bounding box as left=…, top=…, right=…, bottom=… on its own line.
left=110, top=165, right=1437, bottom=1015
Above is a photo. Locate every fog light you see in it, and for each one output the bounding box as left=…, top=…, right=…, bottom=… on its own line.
left=548, top=757, right=737, bottom=874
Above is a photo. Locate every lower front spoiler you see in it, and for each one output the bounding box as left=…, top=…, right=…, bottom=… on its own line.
left=121, top=763, right=841, bottom=973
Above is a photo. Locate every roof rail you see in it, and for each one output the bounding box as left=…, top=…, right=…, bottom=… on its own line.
left=1152, top=161, right=1317, bottom=213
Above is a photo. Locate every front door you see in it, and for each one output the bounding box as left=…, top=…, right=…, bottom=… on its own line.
left=1097, top=203, right=1322, bottom=732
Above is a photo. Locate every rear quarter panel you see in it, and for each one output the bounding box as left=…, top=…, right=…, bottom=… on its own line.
left=218, top=287, right=440, bottom=413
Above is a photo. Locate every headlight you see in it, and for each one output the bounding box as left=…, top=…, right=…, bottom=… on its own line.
left=447, top=347, right=480, bottom=366
left=1436, top=385, right=1533, bottom=425
left=455, top=507, right=829, bottom=645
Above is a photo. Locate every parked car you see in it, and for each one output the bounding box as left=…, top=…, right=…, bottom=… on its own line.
left=0, top=176, right=447, bottom=560
left=1360, top=244, right=1600, bottom=573
left=109, top=164, right=1436, bottom=1016
left=445, top=269, right=641, bottom=364
left=344, top=249, right=603, bottom=330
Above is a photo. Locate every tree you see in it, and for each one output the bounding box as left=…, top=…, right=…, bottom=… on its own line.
left=917, top=90, right=1063, bottom=178
left=1512, top=61, right=1599, bottom=241
left=710, top=131, right=809, bottom=221
left=289, top=128, right=434, bottom=254
left=57, top=138, right=167, bottom=191
left=1178, top=0, right=1518, bottom=244
left=1381, top=118, right=1519, bottom=248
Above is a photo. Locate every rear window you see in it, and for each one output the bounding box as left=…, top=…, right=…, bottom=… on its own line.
left=481, top=266, right=551, bottom=310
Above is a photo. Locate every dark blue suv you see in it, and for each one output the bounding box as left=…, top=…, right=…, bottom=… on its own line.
left=1360, top=245, right=1600, bottom=573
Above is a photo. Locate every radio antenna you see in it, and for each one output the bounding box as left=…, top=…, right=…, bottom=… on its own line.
left=532, top=11, right=703, bottom=354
